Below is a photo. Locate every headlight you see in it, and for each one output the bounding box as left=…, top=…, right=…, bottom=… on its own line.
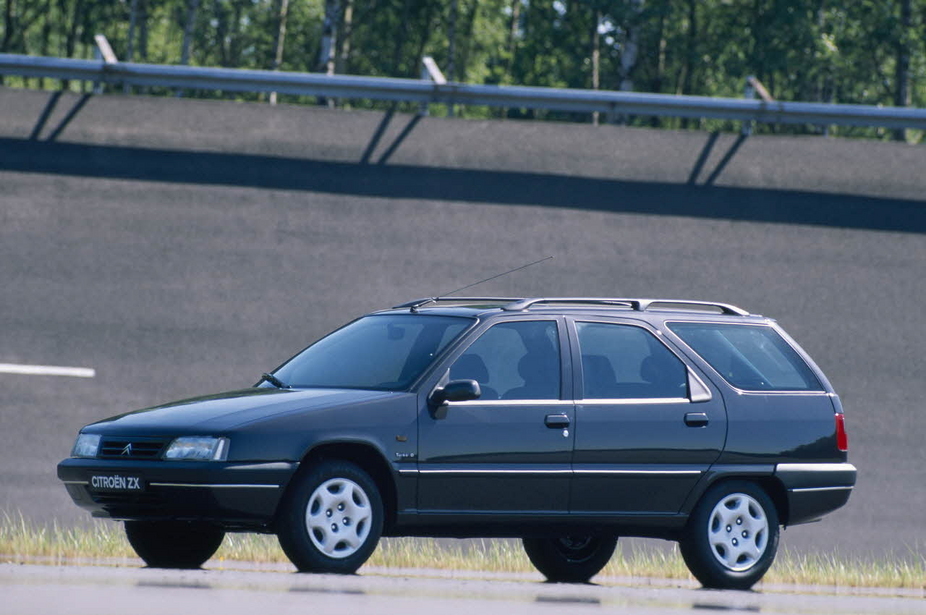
left=163, top=436, right=229, bottom=461
left=72, top=433, right=101, bottom=458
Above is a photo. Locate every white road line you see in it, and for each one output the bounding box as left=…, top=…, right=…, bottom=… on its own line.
left=0, top=363, right=96, bottom=378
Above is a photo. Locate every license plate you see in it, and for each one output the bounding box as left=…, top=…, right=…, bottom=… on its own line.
left=89, top=474, right=145, bottom=492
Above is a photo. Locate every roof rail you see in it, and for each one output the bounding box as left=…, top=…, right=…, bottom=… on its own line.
left=502, top=298, right=634, bottom=311
left=503, top=298, right=750, bottom=316
left=394, top=297, right=521, bottom=312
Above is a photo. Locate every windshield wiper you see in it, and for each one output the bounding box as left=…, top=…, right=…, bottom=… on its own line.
left=260, top=372, right=289, bottom=389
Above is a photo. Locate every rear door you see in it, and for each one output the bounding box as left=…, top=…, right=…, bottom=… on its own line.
left=568, top=318, right=727, bottom=516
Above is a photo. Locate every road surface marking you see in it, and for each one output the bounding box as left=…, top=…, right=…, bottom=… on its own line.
left=0, top=363, right=96, bottom=378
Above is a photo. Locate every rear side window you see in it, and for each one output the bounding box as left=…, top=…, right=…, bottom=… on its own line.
left=576, top=322, right=688, bottom=399
left=668, top=323, right=822, bottom=392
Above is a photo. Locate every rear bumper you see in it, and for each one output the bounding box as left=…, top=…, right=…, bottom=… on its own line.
left=775, top=462, right=857, bottom=526
left=57, top=457, right=299, bottom=529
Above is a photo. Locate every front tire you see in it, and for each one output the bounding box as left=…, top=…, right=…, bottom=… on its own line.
left=124, top=520, right=225, bottom=569
left=680, top=481, right=779, bottom=590
left=277, top=460, right=383, bottom=573
left=523, top=534, right=617, bottom=583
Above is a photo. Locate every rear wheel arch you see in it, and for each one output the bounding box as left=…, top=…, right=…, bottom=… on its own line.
left=754, top=476, right=790, bottom=527
left=683, top=472, right=788, bottom=527
left=282, top=441, right=398, bottom=532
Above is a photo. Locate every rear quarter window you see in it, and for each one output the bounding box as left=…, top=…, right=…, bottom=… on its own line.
left=668, top=323, right=823, bottom=392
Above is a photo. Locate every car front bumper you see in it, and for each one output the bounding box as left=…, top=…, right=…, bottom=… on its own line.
left=775, top=462, right=857, bottom=526
left=57, top=458, right=299, bottom=529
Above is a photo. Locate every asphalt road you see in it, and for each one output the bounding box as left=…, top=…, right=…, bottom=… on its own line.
left=0, top=86, right=924, bottom=564
left=3, top=564, right=924, bottom=615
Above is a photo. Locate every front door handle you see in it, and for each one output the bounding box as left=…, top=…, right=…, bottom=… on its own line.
left=544, top=414, right=570, bottom=429
left=684, top=412, right=709, bottom=427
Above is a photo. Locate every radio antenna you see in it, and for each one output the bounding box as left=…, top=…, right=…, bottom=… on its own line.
left=439, top=256, right=554, bottom=297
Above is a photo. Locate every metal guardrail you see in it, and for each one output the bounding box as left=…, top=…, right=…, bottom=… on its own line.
left=3, top=52, right=926, bottom=130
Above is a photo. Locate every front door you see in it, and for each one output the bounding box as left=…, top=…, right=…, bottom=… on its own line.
left=417, top=318, right=574, bottom=515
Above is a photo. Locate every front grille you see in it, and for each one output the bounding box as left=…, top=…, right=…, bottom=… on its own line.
left=98, top=437, right=167, bottom=459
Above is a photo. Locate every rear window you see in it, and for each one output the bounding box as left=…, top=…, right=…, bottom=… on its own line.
left=668, top=323, right=823, bottom=392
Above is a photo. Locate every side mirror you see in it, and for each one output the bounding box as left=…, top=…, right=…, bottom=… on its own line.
left=429, top=379, right=481, bottom=406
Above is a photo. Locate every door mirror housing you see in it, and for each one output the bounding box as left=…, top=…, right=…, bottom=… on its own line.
left=430, top=379, right=481, bottom=406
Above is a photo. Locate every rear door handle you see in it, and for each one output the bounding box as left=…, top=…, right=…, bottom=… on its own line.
left=684, top=412, right=709, bottom=427
left=544, top=414, right=570, bottom=429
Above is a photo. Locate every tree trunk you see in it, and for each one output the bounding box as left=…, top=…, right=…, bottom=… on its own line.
left=680, top=0, right=697, bottom=128
left=39, top=10, right=51, bottom=89
left=682, top=0, right=697, bottom=95
left=893, top=0, right=912, bottom=142
left=138, top=0, right=149, bottom=61
left=650, top=0, right=669, bottom=127
left=447, top=0, right=458, bottom=116
left=64, top=0, right=84, bottom=59
left=336, top=0, right=353, bottom=75
left=618, top=0, right=644, bottom=92
left=448, top=0, right=458, bottom=80
left=591, top=8, right=600, bottom=125
left=126, top=0, right=139, bottom=62
left=2, top=0, right=14, bottom=53
left=214, top=0, right=229, bottom=66
left=272, top=0, right=290, bottom=71
left=317, top=0, right=341, bottom=75
left=229, top=1, right=244, bottom=67
left=180, top=0, right=200, bottom=65
left=456, top=0, right=478, bottom=81
left=390, top=0, right=411, bottom=77
left=269, top=0, right=290, bottom=105
left=506, top=0, right=521, bottom=83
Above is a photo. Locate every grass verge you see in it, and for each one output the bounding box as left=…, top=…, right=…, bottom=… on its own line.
left=2, top=513, right=922, bottom=590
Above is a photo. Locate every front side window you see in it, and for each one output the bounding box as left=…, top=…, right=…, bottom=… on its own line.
left=449, top=320, right=560, bottom=400
left=275, top=314, right=471, bottom=391
left=576, top=322, right=688, bottom=399
left=668, top=323, right=823, bottom=391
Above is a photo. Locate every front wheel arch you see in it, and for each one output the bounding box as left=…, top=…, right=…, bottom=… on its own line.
left=277, top=441, right=397, bottom=532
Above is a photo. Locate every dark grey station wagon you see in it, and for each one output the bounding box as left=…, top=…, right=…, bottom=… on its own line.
left=59, top=297, right=856, bottom=589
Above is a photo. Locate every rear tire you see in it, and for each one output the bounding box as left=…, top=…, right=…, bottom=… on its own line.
left=277, top=460, right=383, bottom=573
left=124, top=520, right=225, bottom=569
left=679, top=480, right=779, bottom=590
left=522, top=534, right=617, bottom=583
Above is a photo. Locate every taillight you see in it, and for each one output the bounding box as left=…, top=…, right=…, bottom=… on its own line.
left=835, top=413, right=849, bottom=452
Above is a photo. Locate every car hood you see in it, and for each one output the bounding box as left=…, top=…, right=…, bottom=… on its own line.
left=87, top=387, right=399, bottom=434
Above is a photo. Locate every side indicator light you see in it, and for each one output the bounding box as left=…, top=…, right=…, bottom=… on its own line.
left=835, top=413, right=849, bottom=452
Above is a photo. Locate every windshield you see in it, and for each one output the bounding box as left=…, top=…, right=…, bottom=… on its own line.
left=273, top=314, right=473, bottom=391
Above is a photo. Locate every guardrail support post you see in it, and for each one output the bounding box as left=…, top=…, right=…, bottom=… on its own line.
left=742, top=76, right=755, bottom=136
left=420, top=56, right=447, bottom=117
left=93, top=34, right=118, bottom=95
left=743, top=75, right=773, bottom=136
left=605, top=104, right=617, bottom=125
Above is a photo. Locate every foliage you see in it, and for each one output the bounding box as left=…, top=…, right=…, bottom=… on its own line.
left=1, top=0, right=924, bottom=138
